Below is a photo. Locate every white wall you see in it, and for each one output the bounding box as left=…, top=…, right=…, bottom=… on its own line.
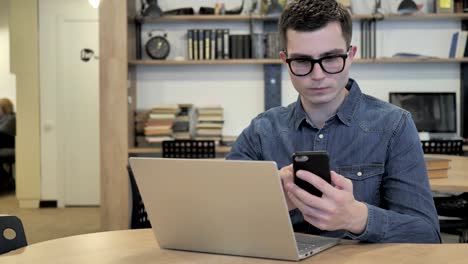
left=39, top=0, right=98, bottom=202
left=0, top=0, right=16, bottom=106
left=137, top=1, right=462, bottom=136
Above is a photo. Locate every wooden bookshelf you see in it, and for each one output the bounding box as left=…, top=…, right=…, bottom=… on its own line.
left=129, top=58, right=468, bottom=66
left=132, top=13, right=468, bottom=23
left=382, top=13, right=468, bottom=21
left=128, top=146, right=232, bottom=154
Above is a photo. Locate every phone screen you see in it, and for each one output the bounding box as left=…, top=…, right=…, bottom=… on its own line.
left=292, top=151, right=331, bottom=197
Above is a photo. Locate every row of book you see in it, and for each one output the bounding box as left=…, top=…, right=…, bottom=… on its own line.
left=187, top=29, right=281, bottom=60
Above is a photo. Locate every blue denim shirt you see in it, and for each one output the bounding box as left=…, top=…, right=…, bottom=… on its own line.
left=226, top=79, right=441, bottom=243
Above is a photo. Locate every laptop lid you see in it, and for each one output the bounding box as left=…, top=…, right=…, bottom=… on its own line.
left=129, top=158, right=301, bottom=261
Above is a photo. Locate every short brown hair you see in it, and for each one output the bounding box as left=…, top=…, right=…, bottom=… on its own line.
left=0, top=98, right=14, bottom=115
left=279, top=0, right=352, bottom=50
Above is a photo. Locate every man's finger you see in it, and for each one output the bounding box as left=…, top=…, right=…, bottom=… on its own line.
left=296, top=170, right=336, bottom=197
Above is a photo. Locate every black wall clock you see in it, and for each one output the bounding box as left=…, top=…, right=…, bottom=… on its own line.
left=145, top=31, right=170, bottom=60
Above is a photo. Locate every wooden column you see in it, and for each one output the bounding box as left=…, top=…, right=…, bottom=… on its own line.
left=99, top=0, right=130, bottom=230
left=9, top=0, right=41, bottom=208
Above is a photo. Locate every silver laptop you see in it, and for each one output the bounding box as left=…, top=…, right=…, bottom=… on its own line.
left=129, top=158, right=340, bottom=261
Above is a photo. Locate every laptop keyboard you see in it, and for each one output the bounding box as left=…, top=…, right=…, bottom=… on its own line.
left=295, top=234, right=334, bottom=255
left=297, top=242, right=316, bottom=255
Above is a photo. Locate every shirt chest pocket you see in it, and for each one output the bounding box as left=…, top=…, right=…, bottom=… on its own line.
left=336, top=164, right=384, bottom=181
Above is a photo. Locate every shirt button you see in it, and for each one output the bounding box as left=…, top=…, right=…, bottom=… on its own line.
left=318, top=134, right=324, bottom=139
left=357, top=172, right=363, bottom=176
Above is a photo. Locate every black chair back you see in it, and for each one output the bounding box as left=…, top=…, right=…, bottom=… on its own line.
left=0, top=215, right=27, bottom=254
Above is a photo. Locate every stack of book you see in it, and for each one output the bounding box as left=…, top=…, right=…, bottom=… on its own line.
left=425, top=156, right=451, bottom=179
left=220, top=135, right=237, bottom=147
left=193, top=105, right=224, bottom=143
left=143, top=104, right=179, bottom=146
left=173, top=104, right=193, bottom=140
left=135, top=111, right=150, bottom=147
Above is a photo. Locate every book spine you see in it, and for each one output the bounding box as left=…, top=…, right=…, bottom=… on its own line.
left=252, top=33, right=265, bottom=59
left=193, top=29, right=199, bottom=60
left=223, top=29, right=230, bottom=59
left=211, top=29, right=216, bottom=60
left=449, top=31, right=459, bottom=58
left=229, top=35, right=235, bottom=59
left=204, top=29, right=211, bottom=60
left=216, top=29, right=223, bottom=59
left=199, top=29, right=204, bottom=60
left=187, top=29, right=193, bottom=60
left=243, top=34, right=251, bottom=59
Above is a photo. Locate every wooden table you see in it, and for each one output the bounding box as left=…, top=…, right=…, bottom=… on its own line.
left=427, top=154, right=468, bottom=192
left=3, top=229, right=468, bottom=264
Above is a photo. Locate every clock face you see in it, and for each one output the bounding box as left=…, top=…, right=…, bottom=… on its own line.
left=146, top=36, right=170, bottom=60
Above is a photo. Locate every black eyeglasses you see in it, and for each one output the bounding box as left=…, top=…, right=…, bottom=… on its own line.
left=285, top=48, right=350, bottom=76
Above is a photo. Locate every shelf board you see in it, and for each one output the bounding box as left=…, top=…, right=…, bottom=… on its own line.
left=129, top=59, right=283, bottom=65
left=129, top=58, right=468, bottom=65
left=381, top=13, right=468, bottom=21
left=131, top=13, right=468, bottom=23
left=362, top=58, right=468, bottom=63
left=128, top=146, right=232, bottom=154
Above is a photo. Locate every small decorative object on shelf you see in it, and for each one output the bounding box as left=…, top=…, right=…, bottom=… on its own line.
left=398, top=0, right=419, bottom=14
left=265, top=0, right=284, bottom=16
left=436, top=0, right=454, bottom=13
left=140, top=0, right=163, bottom=18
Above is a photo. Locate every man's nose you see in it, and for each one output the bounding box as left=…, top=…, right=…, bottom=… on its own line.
left=309, top=62, right=326, bottom=80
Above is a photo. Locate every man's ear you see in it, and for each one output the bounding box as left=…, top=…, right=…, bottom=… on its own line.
left=349, top=45, right=358, bottom=60
left=279, top=51, right=287, bottom=63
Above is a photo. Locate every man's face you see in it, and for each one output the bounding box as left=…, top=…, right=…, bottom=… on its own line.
left=280, top=22, right=357, bottom=109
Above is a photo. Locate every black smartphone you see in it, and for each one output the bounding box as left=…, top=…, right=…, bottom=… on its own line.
left=292, top=151, right=331, bottom=197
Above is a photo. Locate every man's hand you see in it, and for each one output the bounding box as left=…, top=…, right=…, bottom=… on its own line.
left=278, top=164, right=297, bottom=211
left=285, top=170, right=368, bottom=234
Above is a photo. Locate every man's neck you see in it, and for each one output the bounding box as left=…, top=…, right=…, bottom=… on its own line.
left=302, top=89, right=348, bottom=129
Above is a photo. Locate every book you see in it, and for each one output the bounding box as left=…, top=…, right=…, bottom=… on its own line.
left=427, top=168, right=449, bottom=179
left=148, top=113, right=176, bottom=120
left=449, top=31, right=459, bottom=58
left=197, top=128, right=223, bottom=135
left=425, top=157, right=451, bottom=170
left=199, top=30, right=204, bottom=60
left=211, top=29, right=216, bottom=60
left=456, top=31, right=468, bottom=58
left=216, top=29, right=224, bottom=59
left=243, top=34, right=252, bottom=59
left=150, top=104, right=180, bottom=114
left=223, top=29, right=230, bottom=59
left=193, top=29, right=199, bottom=60
left=196, top=123, right=224, bottom=129
left=252, top=33, right=265, bottom=59
left=204, top=29, right=211, bottom=60
left=187, top=29, right=193, bottom=60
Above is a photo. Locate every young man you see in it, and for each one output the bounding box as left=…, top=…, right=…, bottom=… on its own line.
left=226, top=0, right=440, bottom=243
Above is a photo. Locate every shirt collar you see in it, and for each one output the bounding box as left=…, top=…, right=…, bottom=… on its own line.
left=292, top=78, right=362, bottom=130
